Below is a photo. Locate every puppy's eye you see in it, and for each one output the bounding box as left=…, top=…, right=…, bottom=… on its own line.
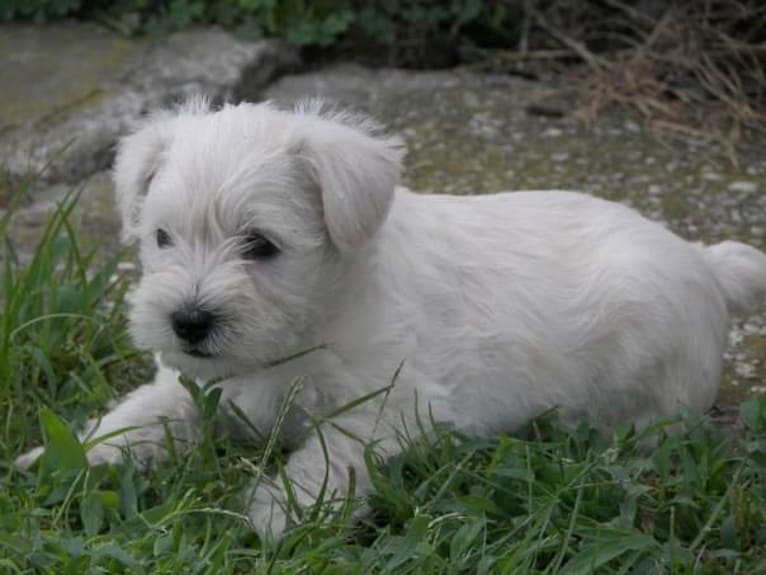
left=156, top=228, right=173, bottom=248
left=242, top=231, right=279, bottom=260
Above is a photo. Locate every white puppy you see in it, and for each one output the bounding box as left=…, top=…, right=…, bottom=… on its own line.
left=18, top=99, right=766, bottom=540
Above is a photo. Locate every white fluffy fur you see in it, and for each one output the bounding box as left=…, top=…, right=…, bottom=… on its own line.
left=17, top=100, right=766, bottom=540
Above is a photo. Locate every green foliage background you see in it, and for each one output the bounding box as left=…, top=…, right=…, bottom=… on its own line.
left=0, top=0, right=497, bottom=52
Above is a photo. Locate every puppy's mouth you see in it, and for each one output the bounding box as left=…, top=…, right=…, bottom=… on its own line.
left=184, top=348, right=217, bottom=359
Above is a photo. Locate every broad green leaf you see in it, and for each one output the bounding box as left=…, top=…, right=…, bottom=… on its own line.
left=741, top=396, right=765, bottom=432
left=559, top=532, right=657, bottom=575
left=81, top=491, right=104, bottom=536
left=383, top=514, right=430, bottom=572
left=38, top=407, right=87, bottom=472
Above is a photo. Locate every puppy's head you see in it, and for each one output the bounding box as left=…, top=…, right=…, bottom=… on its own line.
left=114, top=99, right=404, bottom=379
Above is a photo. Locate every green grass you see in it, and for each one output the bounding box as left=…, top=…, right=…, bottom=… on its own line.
left=2, top=187, right=765, bottom=574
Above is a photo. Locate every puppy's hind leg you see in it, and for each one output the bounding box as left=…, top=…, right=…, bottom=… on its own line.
left=248, top=382, right=454, bottom=541
left=247, top=413, right=387, bottom=541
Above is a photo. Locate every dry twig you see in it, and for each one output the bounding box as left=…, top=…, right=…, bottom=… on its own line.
left=526, top=0, right=765, bottom=161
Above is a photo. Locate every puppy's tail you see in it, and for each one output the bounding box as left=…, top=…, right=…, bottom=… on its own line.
left=704, top=241, right=766, bottom=317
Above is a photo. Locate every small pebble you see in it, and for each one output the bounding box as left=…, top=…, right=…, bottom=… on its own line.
left=728, top=181, right=758, bottom=193
left=541, top=127, right=563, bottom=138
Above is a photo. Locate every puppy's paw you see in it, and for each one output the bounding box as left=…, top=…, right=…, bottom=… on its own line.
left=14, top=446, right=45, bottom=470
left=84, top=442, right=128, bottom=467
left=14, top=442, right=130, bottom=470
left=248, top=480, right=296, bottom=542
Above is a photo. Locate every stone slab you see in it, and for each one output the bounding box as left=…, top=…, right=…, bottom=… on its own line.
left=0, top=23, right=299, bottom=186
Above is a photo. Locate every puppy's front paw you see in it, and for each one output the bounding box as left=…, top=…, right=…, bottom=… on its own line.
left=14, top=442, right=130, bottom=470
left=248, top=480, right=295, bottom=542
left=84, top=442, right=128, bottom=467
left=14, top=446, right=45, bottom=470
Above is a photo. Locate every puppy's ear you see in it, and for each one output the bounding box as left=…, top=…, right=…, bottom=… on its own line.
left=300, top=112, right=405, bottom=253
left=114, top=98, right=210, bottom=243
left=112, top=116, right=175, bottom=244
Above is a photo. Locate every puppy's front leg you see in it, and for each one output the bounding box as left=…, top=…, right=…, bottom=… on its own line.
left=16, top=363, right=295, bottom=471
left=15, top=363, right=202, bottom=470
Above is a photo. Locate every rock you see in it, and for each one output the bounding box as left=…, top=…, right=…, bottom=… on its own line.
left=624, top=119, right=640, bottom=133
left=4, top=170, right=123, bottom=265
left=541, top=127, right=563, bottom=138
left=0, top=23, right=299, bottom=186
left=728, top=181, right=758, bottom=193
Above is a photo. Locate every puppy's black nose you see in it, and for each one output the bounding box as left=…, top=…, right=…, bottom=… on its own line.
left=171, top=308, right=214, bottom=344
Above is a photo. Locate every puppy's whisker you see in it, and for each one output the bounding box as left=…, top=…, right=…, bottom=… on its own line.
left=205, top=328, right=229, bottom=355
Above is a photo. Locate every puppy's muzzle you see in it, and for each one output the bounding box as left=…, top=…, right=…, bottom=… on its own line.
left=171, top=307, right=215, bottom=345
